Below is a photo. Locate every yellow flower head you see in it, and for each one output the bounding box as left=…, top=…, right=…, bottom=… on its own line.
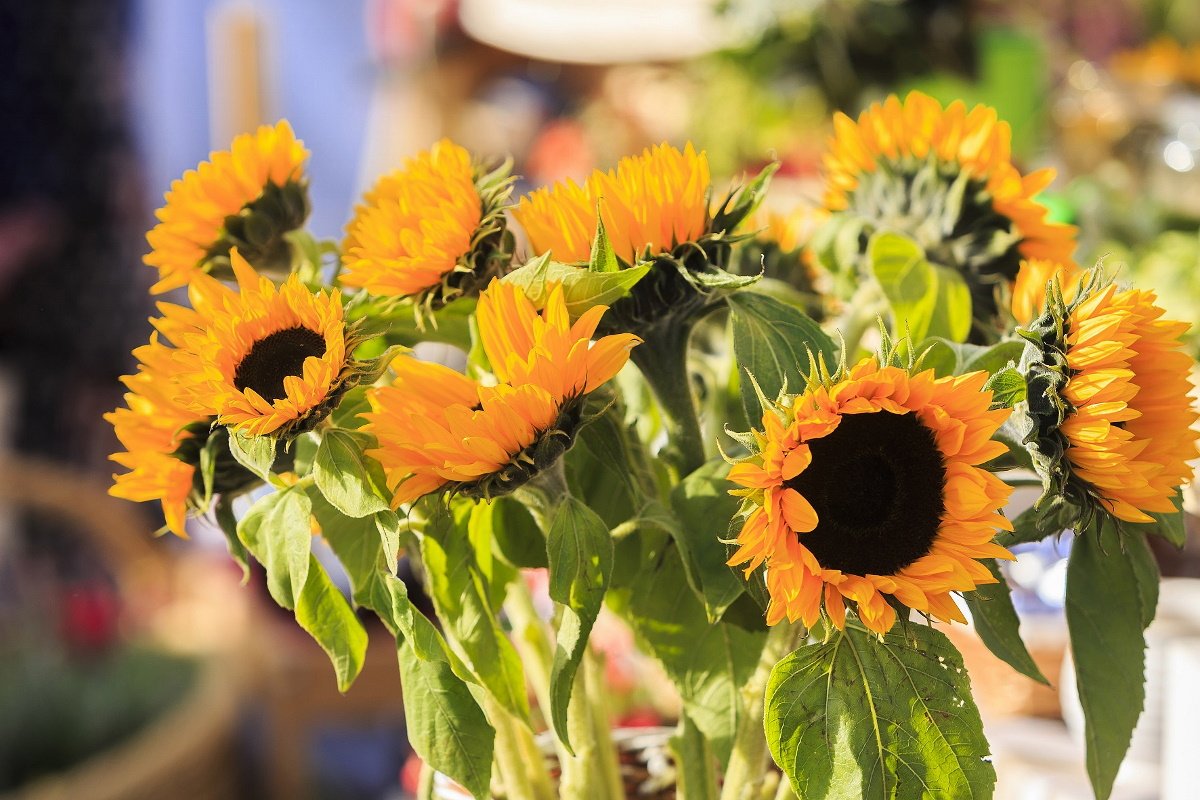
left=341, top=140, right=512, bottom=307
left=366, top=280, right=641, bottom=504
left=145, top=121, right=309, bottom=294
left=728, top=358, right=1014, bottom=635
left=104, top=336, right=206, bottom=537
left=1021, top=273, right=1199, bottom=524
left=514, top=142, right=710, bottom=264
left=823, top=91, right=1080, bottom=330
left=171, top=250, right=352, bottom=437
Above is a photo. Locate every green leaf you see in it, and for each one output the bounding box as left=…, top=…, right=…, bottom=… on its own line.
left=488, top=496, right=548, bottom=569
left=545, top=497, right=613, bottom=753
left=213, top=495, right=251, bottom=582
left=199, top=433, right=220, bottom=509
left=421, top=502, right=530, bottom=722
left=712, top=160, right=781, bottom=233
left=330, top=385, right=372, bottom=430
left=589, top=211, right=621, bottom=273
left=291, top=431, right=320, bottom=474
left=1066, top=524, right=1157, bottom=800
left=963, top=560, right=1047, bottom=684
left=308, top=487, right=385, bottom=606
left=237, top=485, right=313, bottom=609
left=669, top=460, right=746, bottom=621
left=314, top=429, right=390, bottom=518
left=376, top=574, right=494, bottom=800
left=227, top=429, right=277, bottom=481
left=984, top=367, right=1027, bottom=407
left=502, top=252, right=651, bottom=317
left=295, top=554, right=369, bottom=692
left=997, top=505, right=1052, bottom=548
left=918, top=339, right=1026, bottom=379
left=728, top=292, right=838, bottom=422
left=766, top=623, right=996, bottom=800
left=869, top=232, right=972, bottom=344
left=615, top=547, right=765, bottom=764
left=376, top=509, right=402, bottom=575
left=1131, top=493, right=1187, bottom=548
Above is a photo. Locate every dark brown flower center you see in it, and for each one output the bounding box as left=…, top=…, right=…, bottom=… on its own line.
left=233, top=326, right=326, bottom=402
left=784, top=409, right=946, bottom=576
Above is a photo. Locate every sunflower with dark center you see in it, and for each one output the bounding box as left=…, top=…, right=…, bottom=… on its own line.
left=1017, top=270, right=1199, bottom=528
left=366, top=280, right=640, bottom=505
left=822, top=91, right=1080, bottom=338
left=146, top=120, right=310, bottom=293
left=340, top=139, right=515, bottom=315
left=170, top=249, right=364, bottom=438
left=728, top=358, right=1014, bottom=635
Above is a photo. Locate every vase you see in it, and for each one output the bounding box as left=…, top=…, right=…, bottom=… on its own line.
left=433, top=726, right=679, bottom=800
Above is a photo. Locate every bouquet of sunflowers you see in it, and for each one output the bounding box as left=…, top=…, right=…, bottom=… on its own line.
left=107, top=92, right=1197, bottom=800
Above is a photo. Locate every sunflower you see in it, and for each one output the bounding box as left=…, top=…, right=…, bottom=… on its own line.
left=340, top=139, right=513, bottom=310
left=105, top=336, right=207, bottom=536
left=822, top=91, right=1079, bottom=335
left=145, top=121, right=310, bottom=294
left=727, top=358, right=1014, bottom=635
left=1019, top=271, right=1199, bottom=525
left=514, top=142, right=710, bottom=264
left=366, top=280, right=641, bottom=504
left=171, top=249, right=357, bottom=437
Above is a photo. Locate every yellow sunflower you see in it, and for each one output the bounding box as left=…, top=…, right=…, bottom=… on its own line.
left=823, top=91, right=1079, bottom=332
left=727, top=358, right=1014, bottom=635
left=171, top=249, right=353, bottom=437
left=146, top=121, right=309, bottom=294
left=340, top=139, right=513, bottom=307
left=105, top=336, right=206, bottom=537
left=1020, top=273, right=1199, bottom=524
left=366, top=280, right=641, bottom=504
left=513, top=142, right=710, bottom=264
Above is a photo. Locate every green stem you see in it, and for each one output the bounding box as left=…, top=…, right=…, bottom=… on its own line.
left=836, top=281, right=886, bottom=360
left=772, top=776, right=797, bottom=800
left=633, top=319, right=707, bottom=476
left=585, top=649, right=625, bottom=800
left=503, top=578, right=554, bottom=717
left=719, top=622, right=803, bottom=800
left=484, top=694, right=554, bottom=800
left=672, top=712, right=720, bottom=800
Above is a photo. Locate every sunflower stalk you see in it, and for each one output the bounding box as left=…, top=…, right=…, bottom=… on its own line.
left=719, top=621, right=803, bottom=800
left=483, top=694, right=554, bottom=800
left=632, top=318, right=707, bottom=476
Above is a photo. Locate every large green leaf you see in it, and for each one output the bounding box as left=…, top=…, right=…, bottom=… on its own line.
left=917, top=338, right=1026, bottom=379
left=375, top=576, right=494, bottom=800
left=1066, top=524, right=1157, bottom=800
left=227, top=430, right=277, bottom=481
left=502, top=252, right=650, bottom=317
left=545, top=497, right=613, bottom=753
left=295, top=554, right=369, bottom=692
left=213, top=495, right=251, bottom=582
left=615, top=547, right=765, bottom=764
left=669, top=460, right=746, bottom=621
left=728, top=292, right=838, bottom=422
left=421, top=503, right=530, bottom=722
left=869, top=232, right=972, bottom=344
left=237, top=485, right=313, bottom=609
left=765, top=623, right=995, bottom=799
left=313, top=429, right=391, bottom=518
left=963, top=560, right=1047, bottom=684
left=307, top=488, right=389, bottom=607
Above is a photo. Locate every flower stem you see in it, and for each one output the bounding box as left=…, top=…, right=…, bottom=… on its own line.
left=484, top=694, right=554, bottom=800
left=585, top=649, right=625, bottom=800
left=718, top=621, right=803, bottom=800
left=632, top=319, right=707, bottom=476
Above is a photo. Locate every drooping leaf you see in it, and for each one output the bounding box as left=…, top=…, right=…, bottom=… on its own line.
left=765, top=623, right=996, bottom=799
left=1066, top=523, right=1157, bottom=800
left=213, top=495, right=251, bottom=582
left=545, top=497, right=613, bottom=752
left=227, top=429, right=277, bottom=481
left=669, top=460, right=746, bottom=621
left=237, top=485, right=313, bottom=609
left=295, top=554, right=369, bottom=692
left=963, top=560, right=1047, bottom=684
left=488, top=496, right=548, bottom=569
left=375, top=575, right=494, bottom=800
left=421, top=502, right=530, bottom=721
left=314, top=428, right=391, bottom=518
left=307, top=487, right=387, bottom=607
left=728, top=292, right=838, bottom=422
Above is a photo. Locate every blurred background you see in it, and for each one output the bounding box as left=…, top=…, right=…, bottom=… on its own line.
left=3, top=0, right=1200, bottom=798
